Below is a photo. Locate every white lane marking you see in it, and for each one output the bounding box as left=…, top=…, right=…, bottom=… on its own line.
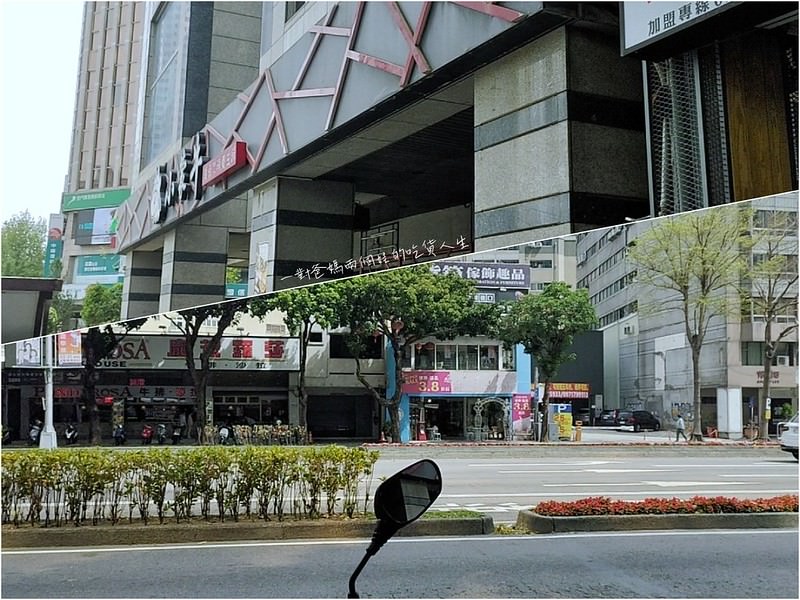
left=718, top=474, right=799, bottom=478
left=4, top=529, right=796, bottom=556
left=641, top=481, right=752, bottom=488
left=541, top=482, right=642, bottom=487
left=497, top=468, right=676, bottom=474
left=469, top=461, right=620, bottom=467
left=653, top=464, right=788, bottom=468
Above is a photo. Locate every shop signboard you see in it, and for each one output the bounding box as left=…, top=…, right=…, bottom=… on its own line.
left=225, top=283, right=249, bottom=298
left=512, top=393, right=531, bottom=433
left=61, top=188, right=130, bottom=212
left=57, top=332, right=83, bottom=366
left=431, top=261, right=530, bottom=289
left=76, top=254, right=122, bottom=277
left=548, top=403, right=573, bottom=441
left=621, top=1, right=739, bottom=55
left=402, top=370, right=452, bottom=394
left=203, top=141, right=248, bottom=188
left=548, top=382, right=590, bottom=399
left=92, top=336, right=301, bottom=371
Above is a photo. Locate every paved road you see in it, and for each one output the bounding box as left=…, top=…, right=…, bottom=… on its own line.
left=2, top=529, right=797, bottom=598
left=373, top=447, right=798, bottom=522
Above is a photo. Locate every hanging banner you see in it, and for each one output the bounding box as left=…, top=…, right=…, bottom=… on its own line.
left=57, top=332, right=83, bottom=366
left=512, top=393, right=531, bottom=433
left=15, top=339, right=42, bottom=367
left=402, top=371, right=452, bottom=394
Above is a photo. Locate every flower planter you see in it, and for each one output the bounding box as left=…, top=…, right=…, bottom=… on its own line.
left=516, top=509, right=798, bottom=534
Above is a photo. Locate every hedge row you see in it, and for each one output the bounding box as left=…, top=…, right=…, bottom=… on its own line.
left=534, top=495, right=800, bottom=517
left=1, top=446, right=379, bottom=528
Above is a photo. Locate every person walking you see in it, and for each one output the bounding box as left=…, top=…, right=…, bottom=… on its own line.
left=675, top=414, right=688, bottom=442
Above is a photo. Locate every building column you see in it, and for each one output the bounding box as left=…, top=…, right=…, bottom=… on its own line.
left=121, top=250, right=162, bottom=319
left=717, top=387, right=743, bottom=440
left=473, top=25, right=648, bottom=250
left=249, top=177, right=354, bottom=295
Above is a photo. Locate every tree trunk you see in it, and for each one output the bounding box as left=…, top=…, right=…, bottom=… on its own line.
left=690, top=344, right=703, bottom=441
left=540, top=381, right=551, bottom=443
left=83, top=352, right=102, bottom=445
left=759, top=321, right=775, bottom=440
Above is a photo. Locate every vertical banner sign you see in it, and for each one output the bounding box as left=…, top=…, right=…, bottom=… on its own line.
left=512, top=393, right=531, bottom=433
left=57, top=332, right=83, bottom=366
left=254, top=242, right=270, bottom=294
left=43, top=213, right=65, bottom=277
left=15, top=339, right=42, bottom=366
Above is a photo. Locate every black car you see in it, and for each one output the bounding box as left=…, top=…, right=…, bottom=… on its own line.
left=618, top=410, right=661, bottom=432
left=598, top=410, right=617, bottom=426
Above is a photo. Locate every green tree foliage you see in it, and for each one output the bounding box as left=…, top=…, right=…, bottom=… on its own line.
left=169, top=299, right=250, bottom=434
left=47, top=292, right=80, bottom=334
left=741, top=208, right=799, bottom=438
left=249, top=284, right=343, bottom=429
left=627, top=206, right=749, bottom=440
left=333, top=266, right=502, bottom=441
left=498, top=281, right=597, bottom=442
left=1, top=210, right=46, bottom=277
left=81, top=283, right=123, bottom=326
left=82, top=319, right=147, bottom=445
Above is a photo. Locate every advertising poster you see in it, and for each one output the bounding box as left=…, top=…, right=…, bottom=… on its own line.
left=15, top=339, right=42, bottom=366
left=57, top=332, right=83, bottom=366
left=512, top=393, right=531, bottom=433
left=254, top=242, right=269, bottom=294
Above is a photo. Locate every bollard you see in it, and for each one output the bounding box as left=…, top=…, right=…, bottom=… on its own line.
left=575, top=421, right=582, bottom=442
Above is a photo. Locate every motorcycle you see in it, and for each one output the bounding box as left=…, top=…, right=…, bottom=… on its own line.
left=2, top=426, right=12, bottom=445
left=171, top=425, right=182, bottom=446
left=347, top=459, right=442, bottom=598
left=28, top=421, right=43, bottom=446
left=64, top=423, right=79, bottom=445
left=218, top=424, right=232, bottom=445
left=141, top=424, right=154, bottom=445
left=112, top=424, right=126, bottom=446
left=156, top=423, right=168, bottom=445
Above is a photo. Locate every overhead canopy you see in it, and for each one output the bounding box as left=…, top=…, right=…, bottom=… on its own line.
left=1, top=277, right=62, bottom=344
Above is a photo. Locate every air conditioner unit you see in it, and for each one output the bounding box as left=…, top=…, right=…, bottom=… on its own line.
left=609, top=226, right=623, bottom=240
left=776, top=355, right=790, bottom=366
left=529, top=241, right=543, bottom=248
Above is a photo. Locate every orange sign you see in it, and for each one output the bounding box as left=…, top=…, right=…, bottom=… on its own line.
left=547, top=383, right=590, bottom=399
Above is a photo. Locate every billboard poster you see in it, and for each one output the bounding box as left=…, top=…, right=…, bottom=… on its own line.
left=254, top=242, right=269, bottom=294
left=15, top=339, right=42, bottom=366
left=57, top=332, right=83, bottom=366
left=43, top=213, right=65, bottom=277
left=76, top=254, right=122, bottom=277
left=512, top=393, right=531, bottom=433
left=402, top=370, right=452, bottom=394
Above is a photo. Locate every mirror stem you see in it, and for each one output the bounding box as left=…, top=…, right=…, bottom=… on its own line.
left=348, top=520, right=400, bottom=598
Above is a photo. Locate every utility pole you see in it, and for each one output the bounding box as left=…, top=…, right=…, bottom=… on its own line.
left=39, top=336, right=58, bottom=449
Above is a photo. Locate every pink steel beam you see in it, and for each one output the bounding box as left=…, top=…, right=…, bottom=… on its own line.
left=399, top=2, right=432, bottom=87
left=388, top=2, right=432, bottom=87
left=326, top=1, right=366, bottom=131
left=450, top=1, right=525, bottom=23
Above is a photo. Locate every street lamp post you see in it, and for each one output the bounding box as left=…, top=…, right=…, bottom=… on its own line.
left=39, top=336, right=58, bottom=449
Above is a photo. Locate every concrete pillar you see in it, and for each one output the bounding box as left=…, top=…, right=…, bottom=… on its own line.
left=121, top=249, right=162, bottom=319
left=473, top=25, right=648, bottom=251
left=249, top=177, right=354, bottom=294
left=717, top=387, right=743, bottom=440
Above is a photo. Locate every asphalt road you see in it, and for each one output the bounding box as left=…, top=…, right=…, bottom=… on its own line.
left=374, top=447, right=799, bottom=522
left=2, top=529, right=797, bottom=598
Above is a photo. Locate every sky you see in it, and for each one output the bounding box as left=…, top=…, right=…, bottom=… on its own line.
left=1, top=1, right=84, bottom=225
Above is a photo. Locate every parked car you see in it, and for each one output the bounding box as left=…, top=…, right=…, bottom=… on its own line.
left=778, top=412, right=798, bottom=460
left=598, top=410, right=617, bottom=426
left=618, top=410, right=661, bottom=432
left=573, top=409, right=592, bottom=426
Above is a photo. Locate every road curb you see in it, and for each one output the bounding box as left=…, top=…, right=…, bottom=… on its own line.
left=515, top=510, right=799, bottom=534
left=0, top=516, right=495, bottom=549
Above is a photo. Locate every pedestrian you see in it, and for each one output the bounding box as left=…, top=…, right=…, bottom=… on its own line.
left=675, top=414, right=688, bottom=442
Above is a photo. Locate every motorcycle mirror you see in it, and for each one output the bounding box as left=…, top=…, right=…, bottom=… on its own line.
left=348, top=459, right=442, bottom=598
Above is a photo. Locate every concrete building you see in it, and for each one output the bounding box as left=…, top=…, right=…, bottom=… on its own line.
left=577, top=192, right=799, bottom=438
left=113, top=1, right=654, bottom=318
left=56, top=2, right=146, bottom=308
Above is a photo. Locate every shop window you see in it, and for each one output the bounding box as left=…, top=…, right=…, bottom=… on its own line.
left=400, top=344, right=412, bottom=369
left=436, top=344, right=457, bottom=370
left=501, top=346, right=515, bottom=371
left=309, top=331, right=323, bottom=344
left=416, top=344, right=435, bottom=369
left=458, top=345, right=479, bottom=370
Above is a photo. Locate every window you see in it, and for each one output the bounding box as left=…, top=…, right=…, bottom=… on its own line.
left=329, top=333, right=382, bottom=359
left=142, top=3, right=183, bottom=165
left=479, top=346, right=498, bottom=370
left=457, top=345, right=479, bottom=370
left=416, top=344, right=435, bottom=369
left=741, top=342, right=797, bottom=366
left=285, top=1, right=305, bottom=22
left=309, top=331, right=323, bottom=344
left=530, top=260, right=553, bottom=269
left=436, top=344, right=457, bottom=370
left=501, top=346, right=515, bottom=371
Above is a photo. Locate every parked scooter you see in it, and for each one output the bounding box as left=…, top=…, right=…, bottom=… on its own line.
left=171, top=424, right=182, bottom=445
left=347, top=459, right=442, bottom=598
left=141, top=424, right=154, bottom=445
left=156, top=423, right=167, bottom=445
left=64, top=423, right=79, bottom=445
left=2, top=425, right=12, bottom=445
left=28, top=420, right=43, bottom=446
left=218, top=424, right=236, bottom=445
left=112, top=423, right=126, bottom=446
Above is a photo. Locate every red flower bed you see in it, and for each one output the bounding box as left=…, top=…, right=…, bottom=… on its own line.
left=533, top=495, right=799, bottom=517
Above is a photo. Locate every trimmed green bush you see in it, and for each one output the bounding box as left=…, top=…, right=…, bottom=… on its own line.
left=1, top=446, right=379, bottom=528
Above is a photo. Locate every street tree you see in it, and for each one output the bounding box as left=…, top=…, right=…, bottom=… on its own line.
left=82, top=319, right=147, bottom=444
left=741, top=209, right=798, bottom=438
left=334, top=266, right=501, bottom=442
left=1, top=210, right=46, bottom=277
left=167, top=298, right=249, bottom=439
left=498, top=281, right=597, bottom=442
left=249, top=283, right=342, bottom=431
left=628, top=206, right=749, bottom=440
left=81, top=283, right=123, bottom=326
left=47, top=292, right=80, bottom=334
